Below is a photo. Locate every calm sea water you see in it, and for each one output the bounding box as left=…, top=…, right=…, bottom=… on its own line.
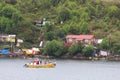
left=0, top=58, right=120, bottom=80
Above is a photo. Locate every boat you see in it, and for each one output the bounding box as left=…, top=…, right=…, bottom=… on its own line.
left=24, top=62, right=56, bottom=68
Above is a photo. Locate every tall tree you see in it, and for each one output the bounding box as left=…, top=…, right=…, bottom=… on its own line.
left=0, top=3, right=22, bottom=34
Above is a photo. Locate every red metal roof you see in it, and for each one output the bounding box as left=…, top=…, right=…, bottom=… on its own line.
left=66, top=35, right=94, bottom=40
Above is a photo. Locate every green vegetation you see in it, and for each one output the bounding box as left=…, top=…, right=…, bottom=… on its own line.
left=0, top=0, right=120, bottom=56
left=82, top=45, right=94, bottom=57
left=44, top=40, right=64, bottom=57
left=68, top=42, right=83, bottom=55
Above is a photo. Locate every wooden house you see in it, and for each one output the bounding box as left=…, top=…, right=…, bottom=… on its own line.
left=64, top=35, right=96, bottom=47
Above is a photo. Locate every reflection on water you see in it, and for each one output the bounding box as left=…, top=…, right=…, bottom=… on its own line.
left=0, top=58, right=120, bottom=80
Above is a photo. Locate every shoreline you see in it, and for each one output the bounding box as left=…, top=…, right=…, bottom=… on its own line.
left=1, top=54, right=120, bottom=61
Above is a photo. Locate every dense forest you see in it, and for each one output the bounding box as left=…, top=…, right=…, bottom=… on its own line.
left=0, top=0, right=120, bottom=56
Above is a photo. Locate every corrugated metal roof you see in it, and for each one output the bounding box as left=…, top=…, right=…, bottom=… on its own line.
left=66, top=35, right=94, bottom=40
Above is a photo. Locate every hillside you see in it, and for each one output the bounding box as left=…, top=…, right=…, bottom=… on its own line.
left=101, top=0, right=120, bottom=3
left=0, top=0, right=120, bottom=54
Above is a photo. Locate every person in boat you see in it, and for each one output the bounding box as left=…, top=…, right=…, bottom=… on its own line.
left=35, top=58, right=39, bottom=65
left=39, top=59, right=42, bottom=64
left=44, top=58, right=47, bottom=64
left=30, top=61, right=35, bottom=65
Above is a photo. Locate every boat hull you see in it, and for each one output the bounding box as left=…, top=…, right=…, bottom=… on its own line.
left=24, top=63, right=56, bottom=68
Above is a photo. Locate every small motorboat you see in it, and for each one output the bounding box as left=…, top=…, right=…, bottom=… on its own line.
left=24, top=62, right=56, bottom=68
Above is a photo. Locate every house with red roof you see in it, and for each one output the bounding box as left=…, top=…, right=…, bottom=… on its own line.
left=64, top=35, right=96, bottom=47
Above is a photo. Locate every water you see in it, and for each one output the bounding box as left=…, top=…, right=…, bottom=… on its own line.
left=0, top=58, right=120, bottom=80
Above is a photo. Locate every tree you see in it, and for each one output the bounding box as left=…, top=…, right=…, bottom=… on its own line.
left=87, top=0, right=104, bottom=19
left=44, top=40, right=64, bottom=57
left=2, top=0, right=17, bottom=5
left=0, top=3, right=22, bottom=34
left=55, top=28, right=67, bottom=38
left=50, top=0, right=61, bottom=6
left=38, top=0, right=51, bottom=10
left=1, top=4, right=22, bottom=21
left=68, top=42, right=83, bottom=55
left=110, top=31, right=120, bottom=54
left=79, top=21, right=89, bottom=34
left=76, top=0, right=87, bottom=4
left=45, top=31, right=55, bottom=41
left=68, top=25, right=79, bottom=34
left=58, top=8, right=71, bottom=22
left=0, top=17, right=13, bottom=33
left=77, top=42, right=83, bottom=53
left=112, top=43, right=120, bottom=54
left=80, top=11, right=90, bottom=22
left=68, top=44, right=78, bottom=55
left=99, top=38, right=110, bottom=50
left=82, top=45, right=94, bottom=57
left=45, top=22, right=54, bottom=32
left=107, top=5, right=120, bottom=18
